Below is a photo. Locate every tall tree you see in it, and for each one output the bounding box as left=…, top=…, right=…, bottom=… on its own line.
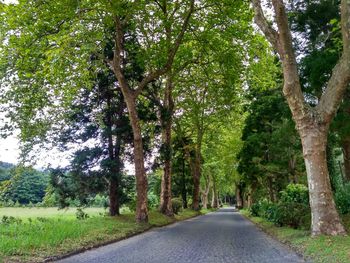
left=252, top=0, right=350, bottom=235
left=0, top=0, right=195, bottom=222
left=108, top=1, right=195, bottom=222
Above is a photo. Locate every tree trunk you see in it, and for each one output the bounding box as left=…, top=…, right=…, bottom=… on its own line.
left=109, top=177, right=120, bottom=216
left=201, top=191, right=208, bottom=209
left=211, top=180, right=219, bottom=208
left=192, top=149, right=201, bottom=211
left=125, top=96, right=148, bottom=223
left=253, top=0, right=350, bottom=235
left=181, top=155, right=188, bottom=208
left=159, top=73, right=174, bottom=216
left=235, top=185, right=243, bottom=209
left=192, top=160, right=201, bottom=211
left=106, top=96, right=121, bottom=217
left=289, top=155, right=298, bottom=183
left=342, top=137, right=350, bottom=181
left=301, top=127, right=346, bottom=236
left=191, top=127, right=203, bottom=211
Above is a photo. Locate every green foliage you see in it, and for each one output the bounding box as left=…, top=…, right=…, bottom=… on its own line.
left=335, top=183, right=350, bottom=214
left=250, top=184, right=310, bottom=229
left=280, top=184, right=309, bottom=205
left=272, top=202, right=310, bottom=229
left=90, top=194, right=109, bottom=208
left=171, top=198, right=183, bottom=215
left=0, top=165, right=49, bottom=205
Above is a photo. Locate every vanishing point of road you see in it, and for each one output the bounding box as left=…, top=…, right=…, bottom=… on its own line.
left=57, top=207, right=306, bottom=263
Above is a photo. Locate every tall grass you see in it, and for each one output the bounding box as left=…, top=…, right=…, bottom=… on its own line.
left=0, top=208, right=204, bottom=262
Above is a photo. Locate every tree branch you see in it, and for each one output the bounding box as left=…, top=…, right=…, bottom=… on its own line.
left=112, top=16, right=134, bottom=98
left=251, top=0, right=281, bottom=54
left=317, top=0, right=350, bottom=123
left=256, top=0, right=308, bottom=127
left=134, top=0, right=195, bottom=97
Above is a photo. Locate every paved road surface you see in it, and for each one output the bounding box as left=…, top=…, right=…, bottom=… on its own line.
left=56, top=207, right=306, bottom=263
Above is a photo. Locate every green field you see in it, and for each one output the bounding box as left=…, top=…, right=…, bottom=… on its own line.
left=0, top=207, right=109, bottom=220
left=0, top=207, right=209, bottom=263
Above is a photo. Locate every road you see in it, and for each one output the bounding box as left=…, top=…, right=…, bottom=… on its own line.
left=56, top=207, right=306, bottom=263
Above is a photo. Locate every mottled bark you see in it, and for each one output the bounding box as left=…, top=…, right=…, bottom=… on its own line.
left=252, top=0, right=350, bottom=235
left=128, top=97, right=149, bottom=222
left=159, top=73, right=174, bottom=217
left=192, top=143, right=202, bottom=211
left=200, top=173, right=210, bottom=209
left=211, top=178, right=219, bottom=208
left=235, top=185, right=243, bottom=209
left=302, top=127, right=345, bottom=235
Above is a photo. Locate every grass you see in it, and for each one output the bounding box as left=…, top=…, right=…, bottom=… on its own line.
left=240, top=209, right=350, bottom=263
left=0, top=207, right=212, bottom=263
left=0, top=207, right=109, bottom=220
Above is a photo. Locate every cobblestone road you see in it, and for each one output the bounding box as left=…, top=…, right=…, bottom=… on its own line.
left=56, top=207, right=305, bottom=263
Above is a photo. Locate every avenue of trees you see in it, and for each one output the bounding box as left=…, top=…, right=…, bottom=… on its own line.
left=1, top=0, right=350, bottom=237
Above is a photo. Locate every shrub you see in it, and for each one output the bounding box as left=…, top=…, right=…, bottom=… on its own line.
left=335, top=183, right=350, bottom=214
left=76, top=208, right=89, bottom=220
left=273, top=184, right=310, bottom=229
left=273, top=202, right=310, bottom=229
left=280, top=184, right=309, bottom=205
left=148, top=192, right=160, bottom=209
left=171, top=198, right=183, bottom=214
left=250, top=184, right=310, bottom=229
left=249, top=202, right=260, bottom=217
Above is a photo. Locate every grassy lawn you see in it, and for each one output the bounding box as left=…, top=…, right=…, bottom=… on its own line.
left=0, top=207, right=212, bottom=263
left=0, top=207, right=109, bottom=220
left=240, top=209, right=350, bottom=263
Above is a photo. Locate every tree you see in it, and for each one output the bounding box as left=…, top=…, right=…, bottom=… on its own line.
left=252, top=0, right=350, bottom=235
left=289, top=0, right=350, bottom=183
left=0, top=0, right=196, bottom=222
left=1, top=165, right=49, bottom=204
left=109, top=1, right=195, bottom=222
left=56, top=71, right=133, bottom=216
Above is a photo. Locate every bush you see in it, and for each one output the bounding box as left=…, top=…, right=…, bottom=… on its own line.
left=273, top=202, right=310, bottom=228
left=171, top=198, right=183, bottom=214
left=249, top=202, right=260, bottom=217
left=76, top=208, right=89, bottom=220
left=335, top=183, right=350, bottom=214
left=250, top=184, right=310, bottom=229
left=280, top=184, right=309, bottom=205
left=148, top=192, right=160, bottom=209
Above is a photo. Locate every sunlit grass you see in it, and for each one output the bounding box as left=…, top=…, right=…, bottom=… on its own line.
left=0, top=207, right=207, bottom=262
left=0, top=207, right=109, bottom=221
